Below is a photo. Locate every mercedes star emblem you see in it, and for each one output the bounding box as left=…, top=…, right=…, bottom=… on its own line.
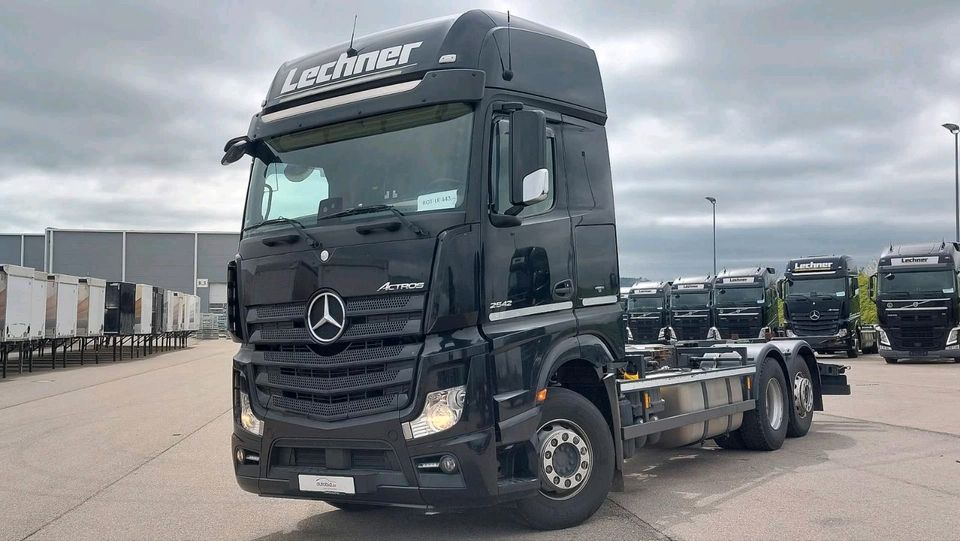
left=809, top=310, right=821, bottom=321
left=305, top=290, right=347, bottom=344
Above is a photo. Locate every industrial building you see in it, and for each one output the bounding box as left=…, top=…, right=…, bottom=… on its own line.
left=0, top=229, right=239, bottom=312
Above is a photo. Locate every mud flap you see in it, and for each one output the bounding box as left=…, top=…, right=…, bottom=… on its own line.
left=818, top=363, right=850, bottom=395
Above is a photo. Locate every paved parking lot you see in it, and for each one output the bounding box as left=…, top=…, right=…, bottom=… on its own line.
left=1, top=342, right=958, bottom=540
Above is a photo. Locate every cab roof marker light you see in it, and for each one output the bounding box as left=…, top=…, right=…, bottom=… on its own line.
left=262, top=79, right=422, bottom=123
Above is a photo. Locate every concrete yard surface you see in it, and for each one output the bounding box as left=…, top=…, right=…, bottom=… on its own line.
left=1, top=341, right=958, bottom=540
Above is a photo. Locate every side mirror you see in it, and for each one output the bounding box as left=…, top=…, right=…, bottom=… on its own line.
left=868, top=274, right=877, bottom=299
left=775, top=279, right=784, bottom=299
left=510, top=109, right=547, bottom=206
left=221, top=136, right=250, bottom=165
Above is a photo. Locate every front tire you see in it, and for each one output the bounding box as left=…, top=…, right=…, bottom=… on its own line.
left=884, top=357, right=898, bottom=364
left=739, top=357, right=789, bottom=451
left=846, top=332, right=860, bottom=358
left=517, top=388, right=615, bottom=530
left=786, top=361, right=814, bottom=438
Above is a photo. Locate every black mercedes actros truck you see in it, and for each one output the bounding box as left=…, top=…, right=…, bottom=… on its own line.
left=623, top=281, right=672, bottom=344
left=870, top=242, right=960, bottom=364
left=669, top=275, right=716, bottom=341
left=782, top=255, right=862, bottom=357
left=713, top=267, right=778, bottom=340
left=222, top=10, right=849, bottom=530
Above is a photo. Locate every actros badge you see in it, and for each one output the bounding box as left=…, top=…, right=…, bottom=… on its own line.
left=306, top=290, right=347, bottom=344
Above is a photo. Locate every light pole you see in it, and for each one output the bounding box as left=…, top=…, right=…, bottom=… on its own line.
left=705, top=197, right=717, bottom=276
left=943, top=123, right=960, bottom=242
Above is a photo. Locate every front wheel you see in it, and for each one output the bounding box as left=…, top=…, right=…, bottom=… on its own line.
left=517, top=388, right=615, bottom=530
left=884, top=357, right=898, bottom=364
left=846, top=332, right=860, bottom=358
left=739, top=357, right=789, bottom=451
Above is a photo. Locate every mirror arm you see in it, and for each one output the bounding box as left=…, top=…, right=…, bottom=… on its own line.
left=490, top=213, right=522, bottom=227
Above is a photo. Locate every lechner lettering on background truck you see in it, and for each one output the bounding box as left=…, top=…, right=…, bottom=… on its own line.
left=713, top=267, right=778, bottom=340
left=869, top=242, right=960, bottom=364
left=624, top=281, right=672, bottom=344
left=781, top=255, right=864, bottom=358
left=221, top=11, right=849, bottom=530
left=669, top=275, right=716, bottom=341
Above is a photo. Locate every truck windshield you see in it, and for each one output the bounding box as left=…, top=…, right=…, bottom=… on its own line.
left=627, top=296, right=663, bottom=312
left=715, top=286, right=763, bottom=306
left=672, top=291, right=710, bottom=309
left=787, top=278, right=845, bottom=297
left=880, top=270, right=955, bottom=296
left=243, top=103, right=473, bottom=229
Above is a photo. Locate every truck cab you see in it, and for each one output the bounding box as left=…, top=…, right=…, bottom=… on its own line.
left=870, top=242, right=960, bottom=363
left=781, top=255, right=861, bottom=357
left=669, top=275, right=715, bottom=340
left=712, top=267, right=778, bottom=340
left=624, top=281, right=672, bottom=344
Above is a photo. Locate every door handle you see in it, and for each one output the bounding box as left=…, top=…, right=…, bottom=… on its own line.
left=554, top=280, right=574, bottom=298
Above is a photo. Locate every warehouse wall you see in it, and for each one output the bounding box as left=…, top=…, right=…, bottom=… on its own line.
left=0, top=234, right=45, bottom=269
left=49, top=231, right=124, bottom=280
left=125, top=232, right=195, bottom=293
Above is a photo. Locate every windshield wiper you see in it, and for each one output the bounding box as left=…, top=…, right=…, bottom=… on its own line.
left=318, top=204, right=428, bottom=237
left=243, top=217, right=322, bottom=248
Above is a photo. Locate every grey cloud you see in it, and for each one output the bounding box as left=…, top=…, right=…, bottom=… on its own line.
left=1, top=0, right=959, bottom=278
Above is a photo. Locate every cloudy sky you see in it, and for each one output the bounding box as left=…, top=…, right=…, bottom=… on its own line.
left=1, top=0, right=959, bottom=279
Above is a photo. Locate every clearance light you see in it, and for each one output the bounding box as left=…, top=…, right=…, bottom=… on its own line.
left=643, top=392, right=652, bottom=410
left=536, top=388, right=549, bottom=403
left=403, top=386, right=466, bottom=440
left=745, top=376, right=753, bottom=391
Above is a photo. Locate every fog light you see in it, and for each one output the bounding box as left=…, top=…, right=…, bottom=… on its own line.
left=785, top=329, right=797, bottom=338
left=836, top=328, right=848, bottom=338
left=439, top=454, right=459, bottom=474
left=236, top=448, right=245, bottom=463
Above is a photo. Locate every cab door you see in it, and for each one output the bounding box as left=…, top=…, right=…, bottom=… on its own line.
left=481, top=107, right=576, bottom=429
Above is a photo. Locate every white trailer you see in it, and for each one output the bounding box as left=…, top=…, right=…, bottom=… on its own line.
left=29, top=270, right=47, bottom=340
left=76, top=277, right=106, bottom=337
left=185, top=294, right=200, bottom=332
left=135, top=284, right=154, bottom=334
left=164, top=290, right=181, bottom=332
left=0, top=264, right=34, bottom=342
left=46, top=274, right=79, bottom=339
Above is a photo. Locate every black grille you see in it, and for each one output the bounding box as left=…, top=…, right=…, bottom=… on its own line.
left=718, top=316, right=762, bottom=339
left=672, top=313, right=711, bottom=341
left=628, top=317, right=662, bottom=343
left=792, top=311, right=840, bottom=335
left=272, top=446, right=397, bottom=471
left=889, top=325, right=946, bottom=350
left=246, top=292, right=424, bottom=421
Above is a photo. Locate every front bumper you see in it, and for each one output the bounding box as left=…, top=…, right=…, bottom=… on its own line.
left=232, top=417, right=522, bottom=510
left=878, top=346, right=960, bottom=360
left=794, top=333, right=853, bottom=352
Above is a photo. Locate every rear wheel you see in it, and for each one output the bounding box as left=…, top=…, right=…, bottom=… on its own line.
left=517, top=388, right=614, bottom=530
left=846, top=332, right=859, bottom=358
left=739, top=357, right=789, bottom=451
left=786, top=362, right=814, bottom=438
left=884, top=357, right=898, bottom=364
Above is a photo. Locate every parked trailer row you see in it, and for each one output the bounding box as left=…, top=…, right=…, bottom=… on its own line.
left=0, top=264, right=201, bottom=378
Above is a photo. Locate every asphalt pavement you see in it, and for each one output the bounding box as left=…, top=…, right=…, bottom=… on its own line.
left=1, top=342, right=957, bottom=540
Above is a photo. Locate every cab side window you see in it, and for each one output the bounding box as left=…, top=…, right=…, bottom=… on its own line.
left=492, top=118, right=556, bottom=217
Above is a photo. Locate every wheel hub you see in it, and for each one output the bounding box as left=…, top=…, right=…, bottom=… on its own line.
left=765, top=378, right=784, bottom=430
left=794, top=372, right=814, bottom=418
left=538, top=421, right=591, bottom=499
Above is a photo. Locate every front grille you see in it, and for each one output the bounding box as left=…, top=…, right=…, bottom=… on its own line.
left=792, top=311, right=840, bottom=335
left=718, top=317, right=762, bottom=339
left=628, top=318, right=661, bottom=343
left=272, top=445, right=398, bottom=471
left=886, top=309, right=950, bottom=350
left=246, top=292, right=424, bottom=421
left=672, top=313, right=710, bottom=341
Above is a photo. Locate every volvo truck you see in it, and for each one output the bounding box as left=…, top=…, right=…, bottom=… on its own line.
left=623, top=281, right=672, bottom=344
left=669, top=275, right=716, bottom=341
left=870, top=242, right=960, bottom=364
left=222, top=10, right=849, bottom=530
left=782, top=255, right=862, bottom=357
left=714, top=267, right=778, bottom=340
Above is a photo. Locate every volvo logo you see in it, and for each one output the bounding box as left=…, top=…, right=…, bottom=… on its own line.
left=305, top=290, right=347, bottom=344
left=809, top=310, right=821, bottom=321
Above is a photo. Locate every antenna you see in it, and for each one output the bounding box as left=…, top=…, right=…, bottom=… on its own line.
left=502, top=11, right=514, bottom=81
left=347, top=14, right=359, bottom=57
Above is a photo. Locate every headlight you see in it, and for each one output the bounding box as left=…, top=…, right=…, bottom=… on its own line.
left=707, top=327, right=721, bottom=340
left=785, top=329, right=797, bottom=338
left=947, top=327, right=960, bottom=346
left=403, top=385, right=466, bottom=440
left=836, top=328, right=848, bottom=338
left=237, top=384, right=263, bottom=436
left=878, top=327, right=890, bottom=346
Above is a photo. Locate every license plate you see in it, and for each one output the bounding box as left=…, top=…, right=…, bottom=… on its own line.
left=298, top=474, right=356, bottom=494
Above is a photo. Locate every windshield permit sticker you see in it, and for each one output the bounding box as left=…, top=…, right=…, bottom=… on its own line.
left=417, top=190, right=458, bottom=212
left=836, top=292, right=846, bottom=297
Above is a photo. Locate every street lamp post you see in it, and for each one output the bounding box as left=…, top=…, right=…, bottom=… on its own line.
left=705, top=197, right=717, bottom=276
left=943, top=123, right=959, bottom=242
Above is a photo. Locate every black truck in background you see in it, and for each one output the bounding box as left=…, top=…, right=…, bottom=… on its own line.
left=623, top=281, right=672, bottom=344
left=221, top=10, right=849, bottom=530
left=781, top=255, right=863, bottom=358
left=669, top=275, right=716, bottom=341
left=713, top=267, right=778, bottom=340
left=870, top=242, right=960, bottom=364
